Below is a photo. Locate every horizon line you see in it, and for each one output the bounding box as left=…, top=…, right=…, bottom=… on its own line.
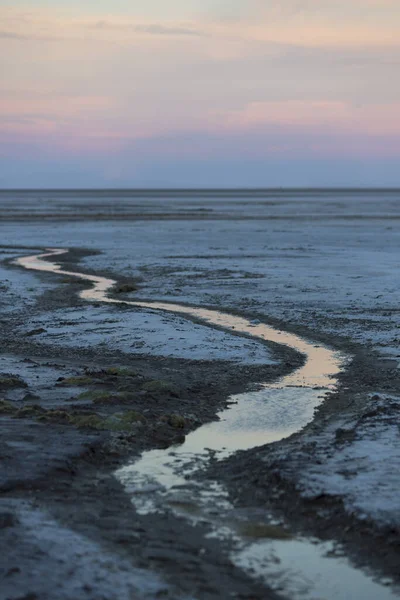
left=1, top=187, right=400, bottom=193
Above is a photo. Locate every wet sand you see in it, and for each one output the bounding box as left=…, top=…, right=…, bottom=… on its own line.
left=1, top=190, right=400, bottom=599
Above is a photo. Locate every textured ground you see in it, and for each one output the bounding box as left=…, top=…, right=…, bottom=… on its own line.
left=1, top=190, right=400, bottom=599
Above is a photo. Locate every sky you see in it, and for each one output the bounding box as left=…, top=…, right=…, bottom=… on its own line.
left=0, top=0, right=399, bottom=187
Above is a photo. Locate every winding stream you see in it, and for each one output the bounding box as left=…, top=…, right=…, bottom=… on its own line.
left=17, top=248, right=343, bottom=458
left=16, top=248, right=399, bottom=600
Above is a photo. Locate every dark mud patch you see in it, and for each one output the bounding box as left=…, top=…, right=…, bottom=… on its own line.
left=0, top=350, right=289, bottom=599
left=0, top=374, right=27, bottom=390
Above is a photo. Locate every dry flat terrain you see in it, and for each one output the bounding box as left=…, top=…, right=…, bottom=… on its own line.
left=0, top=189, right=400, bottom=600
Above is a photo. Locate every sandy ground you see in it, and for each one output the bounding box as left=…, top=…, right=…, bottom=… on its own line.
left=1, top=190, right=400, bottom=599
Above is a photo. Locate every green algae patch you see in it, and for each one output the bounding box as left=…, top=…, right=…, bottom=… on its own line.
left=0, top=374, right=28, bottom=389
left=69, top=411, right=145, bottom=432
left=0, top=400, right=16, bottom=414
left=167, top=415, right=186, bottom=429
left=115, top=391, right=137, bottom=403
left=118, top=410, right=146, bottom=425
left=1, top=401, right=48, bottom=419
left=76, top=389, right=138, bottom=405
left=37, top=409, right=70, bottom=422
left=34, top=409, right=102, bottom=429
left=142, top=380, right=180, bottom=397
left=102, top=419, right=131, bottom=432
left=68, top=414, right=105, bottom=429
left=0, top=390, right=146, bottom=433
left=15, top=404, right=45, bottom=418
left=238, top=522, right=292, bottom=540
left=77, top=390, right=115, bottom=403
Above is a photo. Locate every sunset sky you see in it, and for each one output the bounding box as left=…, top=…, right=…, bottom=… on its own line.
left=1, top=1, right=399, bottom=187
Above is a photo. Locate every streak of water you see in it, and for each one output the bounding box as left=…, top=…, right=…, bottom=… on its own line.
left=18, top=248, right=340, bottom=387
left=17, top=248, right=344, bottom=461
left=16, top=248, right=398, bottom=600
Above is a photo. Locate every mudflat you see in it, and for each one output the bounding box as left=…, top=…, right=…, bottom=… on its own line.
left=1, top=189, right=400, bottom=600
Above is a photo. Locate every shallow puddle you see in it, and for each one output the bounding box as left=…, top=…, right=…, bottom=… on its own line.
left=16, top=248, right=399, bottom=600
left=234, top=538, right=398, bottom=600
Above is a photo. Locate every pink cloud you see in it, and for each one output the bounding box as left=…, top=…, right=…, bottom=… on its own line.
left=217, top=101, right=400, bottom=136
left=0, top=94, right=112, bottom=116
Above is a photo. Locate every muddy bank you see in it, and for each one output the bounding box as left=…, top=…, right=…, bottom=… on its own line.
left=0, top=351, right=292, bottom=599
left=1, top=248, right=302, bottom=599
left=211, top=348, right=400, bottom=585
left=1, top=225, right=400, bottom=598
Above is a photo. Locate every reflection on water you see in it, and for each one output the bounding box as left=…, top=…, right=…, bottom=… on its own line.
left=17, top=247, right=345, bottom=499
left=235, top=538, right=398, bottom=600
left=17, top=248, right=344, bottom=464
left=17, top=249, right=343, bottom=389
left=116, top=384, right=331, bottom=521
left=17, top=249, right=399, bottom=599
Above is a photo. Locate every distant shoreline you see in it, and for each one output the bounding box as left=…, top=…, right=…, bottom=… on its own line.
left=1, top=187, right=400, bottom=195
